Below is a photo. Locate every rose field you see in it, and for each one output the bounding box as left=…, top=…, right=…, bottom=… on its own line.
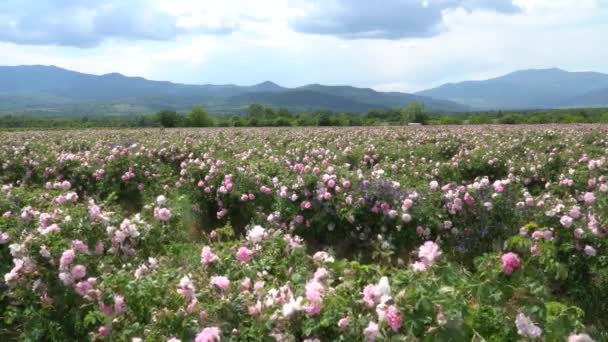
left=1, top=125, right=608, bottom=341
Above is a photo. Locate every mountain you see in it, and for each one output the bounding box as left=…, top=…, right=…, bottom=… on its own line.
left=417, top=68, right=608, bottom=109
left=295, top=84, right=464, bottom=111
left=0, top=65, right=465, bottom=115
left=228, top=90, right=391, bottom=113
left=562, top=87, right=608, bottom=107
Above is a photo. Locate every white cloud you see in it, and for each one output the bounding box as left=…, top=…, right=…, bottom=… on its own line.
left=0, top=0, right=607, bottom=91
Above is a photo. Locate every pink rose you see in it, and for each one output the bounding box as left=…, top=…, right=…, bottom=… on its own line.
left=501, top=252, right=521, bottom=275
left=236, top=246, right=254, bottom=264
left=210, top=276, right=230, bottom=290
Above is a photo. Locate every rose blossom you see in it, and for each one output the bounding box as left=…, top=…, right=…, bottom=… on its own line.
left=195, top=327, right=221, bottom=342
left=236, top=246, right=253, bottom=264
left=210, top=276, right=230, bottom=290
left=501, top=252, right=521, bottom=275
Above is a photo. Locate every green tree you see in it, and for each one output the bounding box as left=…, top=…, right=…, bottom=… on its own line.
left=437, top=115, right=463, bottom=125
left=317, top=111, right=332, bottom=126
left=498, top=114, right=522, bottom=124
left=277, top=107, right=291, bottom=118
left=230, top=115, right=246, bottom=127
left=157, top=110, right=180, bottom=128
left=185, top=106, right=213, bottom=127
left=264, top=107, right=276, bottom=120
left=401, top=102, right=429, bottom=124
left=247, top=104, right=265, bottom=119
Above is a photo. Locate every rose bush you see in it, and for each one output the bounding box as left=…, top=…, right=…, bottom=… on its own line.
left=0, top=125, right=607, bottom=340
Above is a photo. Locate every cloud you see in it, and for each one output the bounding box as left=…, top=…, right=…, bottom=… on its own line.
left=0, top=0, right=524, bottom=47
left=0, top=0, right=234, bottom=47
left=0, top=0, right=606, bottom=93
left=289, top=0, right=521, bottom=39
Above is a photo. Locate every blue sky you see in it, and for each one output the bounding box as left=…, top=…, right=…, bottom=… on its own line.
left=0, top=0, right=607, bottom=92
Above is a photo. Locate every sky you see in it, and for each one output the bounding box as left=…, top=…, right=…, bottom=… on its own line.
left=0, top=0, right=607, bottom=92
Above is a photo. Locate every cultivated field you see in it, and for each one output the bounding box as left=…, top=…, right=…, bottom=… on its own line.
left=1, top=126, right=606, bottom=341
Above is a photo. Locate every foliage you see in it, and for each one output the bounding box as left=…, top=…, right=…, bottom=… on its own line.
left=185, top=106, right=213, bottom=127
left=158, top=110, right=182, bottom=128
left=2, top=105, right=608, bottom=129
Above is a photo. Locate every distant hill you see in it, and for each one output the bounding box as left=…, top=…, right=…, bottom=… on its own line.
left=562, top=87, right=608, bottom=107
left=0, top=65, right=466, bottom=115
left=416, top=68, right=608, bottom=109
left=227, top=90, right=391, bottom=113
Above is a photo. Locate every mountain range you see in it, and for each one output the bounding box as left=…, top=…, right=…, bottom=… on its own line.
left=0, top=65, right=607, bottom=116
left=0, top=65, right=466, bottom=116
left=417, top=68, right=608, bottom=109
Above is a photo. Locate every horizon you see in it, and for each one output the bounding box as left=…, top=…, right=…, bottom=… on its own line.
left=2, top=64, right=604, bottom=93
left=1, top=1, right=607, bottom=92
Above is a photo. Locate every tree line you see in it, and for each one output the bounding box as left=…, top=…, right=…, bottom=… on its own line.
left=1, top=103, right=608, bottom=129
